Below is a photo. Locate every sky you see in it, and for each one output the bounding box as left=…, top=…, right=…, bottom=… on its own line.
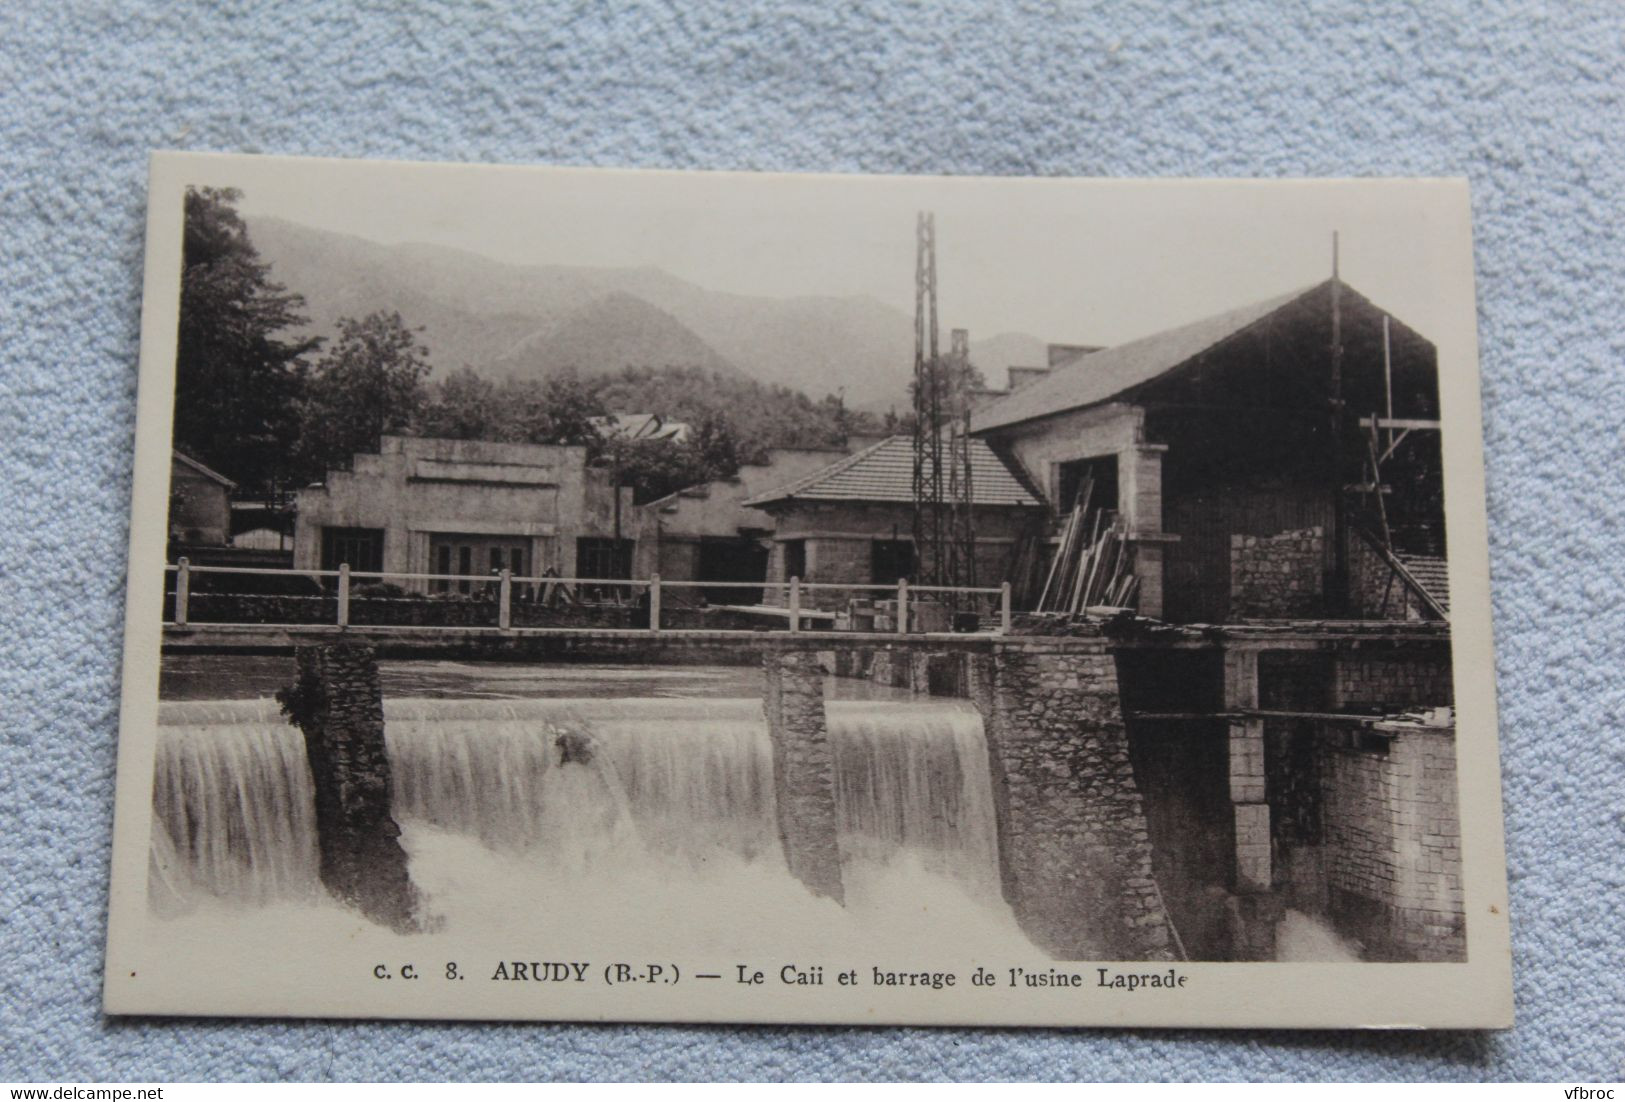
left=211, top=154, right=1475, bottom=362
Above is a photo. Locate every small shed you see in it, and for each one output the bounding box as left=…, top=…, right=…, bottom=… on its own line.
left=169, top=450, right=235, bottom=546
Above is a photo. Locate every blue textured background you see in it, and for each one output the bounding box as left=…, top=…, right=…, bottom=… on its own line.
left=3, top=0, right=1621, bottom=1082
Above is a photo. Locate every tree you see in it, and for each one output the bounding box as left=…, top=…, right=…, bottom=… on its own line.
left=416, top=366, right=499, bottom=440
left=599, top=435, right=705, bottom=505
left=174, top=187, right=317, bottom=492
left=688, top=408, right=753, bottom=475
left=299, top=312, right=431, bottom=474
left=499, top=372, right=606, bottom=447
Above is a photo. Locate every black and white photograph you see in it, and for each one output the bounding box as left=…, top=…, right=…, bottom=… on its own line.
left=105, top=154, right=1511, bottom=1027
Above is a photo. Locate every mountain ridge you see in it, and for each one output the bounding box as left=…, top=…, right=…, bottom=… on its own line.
left=246, top=215, right=1044, bottom=410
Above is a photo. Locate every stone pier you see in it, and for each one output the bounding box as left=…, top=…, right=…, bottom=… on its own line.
left=277, top=643, right=418, bottom=932
left=967, top=641, right=1174, bottom=961
left=761, top=649, right=845, bottom=904
left=1221, top=648, right=1283, bottom=959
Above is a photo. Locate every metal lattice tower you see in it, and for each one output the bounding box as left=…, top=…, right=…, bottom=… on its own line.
left=911, top=212, right=944, bottom=586
left=910, top=212, right=976, bottom=590
left=946, top=328, right=977, bottom=589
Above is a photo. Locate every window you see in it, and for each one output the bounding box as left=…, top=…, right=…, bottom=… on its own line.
left=697, top=537, right=768, bottom=605
left=576, top=538, right=633, bottom=581
left=870, top=540, right=914, bottom=586
left=320, top=527, right=384, bottom=574
left=434, top=545, right=452, bottom=592
left=782, top=539, right=807, bottom=582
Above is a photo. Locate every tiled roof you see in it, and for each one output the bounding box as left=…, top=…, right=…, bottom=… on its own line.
left=971, top=282, right=1325, bottom=433
left=1398, top=553, right=1450, bottom=614
left=743, top=435, right=1044, bottom=509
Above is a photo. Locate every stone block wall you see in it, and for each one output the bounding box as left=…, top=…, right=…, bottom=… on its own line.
left=1229, top=526, right=1325, bottom=619
left=1319, top=724, right=1465, bottom=961
left=968, top=642, right=1173, bottom=960
left=1333, top=645, right=1454, bottom=710
left=1348, top=532, right=1434, bottom=621
left=761, top=651, right=844, bottom=903
left=276, top=643, right=418, bottom=932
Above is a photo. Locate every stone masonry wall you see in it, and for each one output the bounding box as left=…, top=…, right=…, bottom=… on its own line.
left=1348, top=531, right=1432, bottom=621
left=1319, top=725, right=1465, bottom=961
left=967, top=642, right=1173, bottom=960
left=276, top=643, right=418, bottom=932
left=1229, top=526, right=1325, bottom=619
left=761, top=650, right=844, bottom=904
left=1333, top=645, right=1455, bottom=710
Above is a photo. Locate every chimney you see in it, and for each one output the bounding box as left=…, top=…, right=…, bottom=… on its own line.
left=1006, top=366, right=1051, bottom=392
left=1046, top=342, right=1103, bottom=367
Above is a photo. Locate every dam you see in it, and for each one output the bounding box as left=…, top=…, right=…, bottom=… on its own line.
left=149, top=617, right=1461, bottom=963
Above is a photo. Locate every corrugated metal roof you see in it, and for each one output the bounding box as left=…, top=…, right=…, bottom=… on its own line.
left=743, top=435, right=1043, bottom=508
left=971, top=282, right=1325, bottom=433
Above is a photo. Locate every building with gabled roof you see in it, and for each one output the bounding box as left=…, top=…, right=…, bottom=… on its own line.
left=631, top=445, right=851, bottom=603
left=589, top=412, right=691, bottom=443
left=169, top=449, right=236, bottom=547
left=743, top=435, right=1046, bottom=594
left=970, top=278, right=1447, bottom=623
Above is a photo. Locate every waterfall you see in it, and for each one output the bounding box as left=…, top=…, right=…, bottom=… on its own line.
left=827, top=700, right=1002, bottom=900
left=384, top=698, right=779, bottom=868
left=151, top=701, right=322, bottom=909
left=147, top=692, right=1016, bottom=950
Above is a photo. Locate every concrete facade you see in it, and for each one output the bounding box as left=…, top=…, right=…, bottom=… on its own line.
left=293, top=436, right=636, bottom=585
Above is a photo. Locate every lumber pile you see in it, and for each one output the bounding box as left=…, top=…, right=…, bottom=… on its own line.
left=1034, top=476, right=1138, bottom=615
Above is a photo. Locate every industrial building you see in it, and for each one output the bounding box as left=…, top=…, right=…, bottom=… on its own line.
left=971, top=278, right=1448, bottom=625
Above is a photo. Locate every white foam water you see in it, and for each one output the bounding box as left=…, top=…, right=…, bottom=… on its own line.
left=147, top=695, right=1036, bottom=958
left=150, top=705, right=322, bottom=912
left=1275, top=908, right=1363, bottom=962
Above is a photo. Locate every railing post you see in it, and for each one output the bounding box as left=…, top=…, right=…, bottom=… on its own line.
left=337, top=563, right=351, bottom=627
left=1000, top=581, right=1012, bottom=635
left=789, top=576, right=801, bottom=634
left=174, top=557, right=190, bottom=627
left=649, top=573, right=661, bottom=633
left=896, top=577, right=909, bottom=635
left=498, top=568, right=512, bottom=630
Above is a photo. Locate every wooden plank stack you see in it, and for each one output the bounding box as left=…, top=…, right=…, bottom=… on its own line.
left=1034, top=475, right=1139, bottom=616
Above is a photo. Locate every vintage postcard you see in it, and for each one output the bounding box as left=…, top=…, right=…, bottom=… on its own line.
left=104, top=152, right=1512, bottom=1027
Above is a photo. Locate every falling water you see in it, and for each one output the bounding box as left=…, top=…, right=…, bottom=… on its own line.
left=151, top=701, right=322, bottom=911
left=828, top=700, right=1002, bottom=902
left=147, top=692, right=1021, bottom=954
left=385, top=697, right=783, bottom=873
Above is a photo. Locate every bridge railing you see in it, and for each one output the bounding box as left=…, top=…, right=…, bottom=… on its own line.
left=163, top=560, right=1013, bottom=635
